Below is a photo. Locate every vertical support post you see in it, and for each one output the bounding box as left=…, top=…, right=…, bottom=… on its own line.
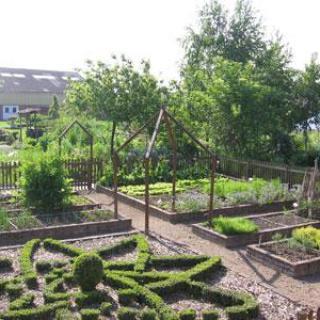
left=58, top=138, right=62, bottom=157
left=172, top=153, right=177, bottom=212
left=113, top=156, right=119, bottom=220
left=144, top=158, right=150, bottom=235
left=89, top=138, right=94, bottom=190
left=19, top=116, right=22, bottom=142
left=209, top=156, right=216, bottom=211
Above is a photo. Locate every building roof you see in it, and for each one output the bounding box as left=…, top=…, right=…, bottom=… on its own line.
left=0, top=67, right=80, bottom=94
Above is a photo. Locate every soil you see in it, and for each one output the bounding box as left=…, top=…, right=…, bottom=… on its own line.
left=262, top=241, right=320, bottom=263
left=86, top=191, right=320, bottom=313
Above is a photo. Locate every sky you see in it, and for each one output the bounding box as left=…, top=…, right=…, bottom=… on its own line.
left=1, top=0, right=320, bottom=81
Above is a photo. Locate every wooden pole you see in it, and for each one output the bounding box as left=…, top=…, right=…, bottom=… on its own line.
left=89, top=137, right=94, bottom=190
left=113, top=156, right=119, bottom=219
left=209, top=156, right=216, bottom=211
left=144, top=158, right=150, bottom=235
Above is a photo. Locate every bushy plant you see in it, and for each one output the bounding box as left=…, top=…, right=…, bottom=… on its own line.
left=100, top=302, right=112, bottom=316
left=19, top=156, right=72, bottom=212
left=292, top=226, right=320, bottom=250
left=0, top=208, right=10, bottom=231
left=73, top=253, right=104, bottom=291
left=117, top=307, right=139, bottom=320
left=178, top=309, right=196, bottom=320
left=55, top=308, right=76, bottom=320
left=80, top=308, right=100, bottom=320
left=140, top=308, right=158, bottom=320
left=210, top=216, right=259, bottom=235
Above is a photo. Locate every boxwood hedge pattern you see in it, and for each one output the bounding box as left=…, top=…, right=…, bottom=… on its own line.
left=0, top=235, right=259, bottom=319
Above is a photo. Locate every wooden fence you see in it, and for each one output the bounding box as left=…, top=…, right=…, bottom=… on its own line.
left=0, top=159, right=104, bottom=191
left=217, top=156, right=309, bottom=186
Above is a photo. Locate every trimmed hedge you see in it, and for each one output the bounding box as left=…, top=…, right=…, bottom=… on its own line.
left=0, top=300, right=69, bottom=320
left=73, top=253, right=104, bottom=291
left=75, top=291, right=107, bottom=308
left=43, top=238, right=84, bottom=257
left=117, top=307, right=139, bottom=320
left=178, top=309, right=196, bottom=320
left=100, top=302, right=112, bottom=316
left=55, top=308, right=76, bottom=320
left=80, top=308, right=100, bottom=320
left=118, top=288, right=139, bottom=306
left=35, top=261, right=52, bottom=273
left=19, top=239, right=41, bottom=288
left=9, top=294, right=34, bottom=311
left=5, top=283, right=24, bottom=300
left=140, top=308, right=158, bottom=320
left=202, top=310, right=219, bottom=320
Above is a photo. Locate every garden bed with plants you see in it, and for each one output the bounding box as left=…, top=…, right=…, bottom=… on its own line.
left=97, top=177, right=296, bottom=224
left=0, top=233, right=311, bottom=319
left=192, top=212, right=320, bottom=248
left=247, top=226, right=320, bottom=277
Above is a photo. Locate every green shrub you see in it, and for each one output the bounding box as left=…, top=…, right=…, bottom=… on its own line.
left=118, top=288, right=139, bottom=306
left=117, top=307, right=139, bottom=320
left=73, top=253, right=104, bottom=291
left=140, top=308, right=158, bottom=320
left=80, top=308, right=100, bottom=320
left=210, top=216, right=259, bottom=235
left=0, top=208, right=11, bottom=231
left=100, top=302, right=112, bottom=316
left=55, top=308, right=77, bottom=320
left=292, top=226, right=320, bottom=250
left=43, top=238, right=84, bottom=257
left=202, top=310, right=219, bottom=320
left=1, top=300, right=69, bottom=320
left=9, top=294, right=34, bottom=310
left=19, top=239, right=41, bottom=288
left=19, top=156, right=72, bottom=212
left=0, top=257, right=12, bottom=270
left=75, top=291, right=107, bottom=308
left=5, top=283, right=24, bottom=299
left=178, top=309, right=196, bottom=320
left=35, top=260, right=52, bottom=273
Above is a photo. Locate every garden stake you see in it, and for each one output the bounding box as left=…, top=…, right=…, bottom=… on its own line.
left=144, top=158, right=150, bottom=235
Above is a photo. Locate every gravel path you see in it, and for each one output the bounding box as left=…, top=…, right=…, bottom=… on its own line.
left=86, top=191, right=320, bottom=312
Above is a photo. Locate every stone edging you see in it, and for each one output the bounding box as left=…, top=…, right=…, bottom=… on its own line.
left=96, top=185, right=294, bottom=224
left=0, top=218, right=132, bottom=246
left=247, top=240, right=320, bottom=277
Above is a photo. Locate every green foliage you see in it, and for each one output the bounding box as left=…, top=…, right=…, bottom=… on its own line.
left=43, top=238, right=84, bottom=257
left=210, top=216, right=259, bottom=235
left=55, top=308, right=77, bottom=320
left=118, top=289, right=139, bottom=306
left=292, top=226, right=320, bottom=250
left=178, top=309, right=196, bottom=320
left=80, top=308, right=100, bottom=320
left=19, top=239, right=41, bottom=288
left=48, top=95, right=60, bottom=120
left=140, top=308, right=158, bottom=320
left=0, top=208, right=11, bottom=231
left=5, top=283, right=24, bottom=299
left=0, top=300, right=69, bottom=320
left=100, top=302, right=112, bottom=316
left=19, top=156, right=72, bottom=212
left=9, top=294, right=34, bottom=311
left=117, top=307, right=139, bottom=320
left=202, top=310, right=219, bottom=320
left=73, top=253, right=104, bottom=291
left=75, top=290, right=107, bottom=308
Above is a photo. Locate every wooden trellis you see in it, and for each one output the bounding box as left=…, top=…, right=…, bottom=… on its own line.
left=59, top=120, right=94, bottom=190
left=112, top=106, right=217, bottom=234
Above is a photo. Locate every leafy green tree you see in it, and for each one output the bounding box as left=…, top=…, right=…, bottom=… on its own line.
left=65, top=56, right=167, bottom=155
left=48, top=95, right=60, bottom=120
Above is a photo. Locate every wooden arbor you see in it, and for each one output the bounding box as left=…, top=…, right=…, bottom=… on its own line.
left=112, top=107, right=217, bottom=234
left=59, top=120, right=94, bottom=190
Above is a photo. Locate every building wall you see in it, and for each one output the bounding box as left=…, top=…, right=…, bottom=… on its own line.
left=0, top=92, right=64, bottom=106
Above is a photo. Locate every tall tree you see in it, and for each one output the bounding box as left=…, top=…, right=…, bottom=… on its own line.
left=65, top=56, right=167, bottom=155
left=48, top=95, right=60, bottom=120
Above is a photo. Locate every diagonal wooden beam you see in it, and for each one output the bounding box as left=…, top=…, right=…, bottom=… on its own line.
left=144, top=108, right=165, bottom=160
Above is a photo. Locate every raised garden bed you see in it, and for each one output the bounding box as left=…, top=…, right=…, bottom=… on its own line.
left=192, top=212, right=320, bottom=248
left=247, top=239, right=320, bottom=277
left=0, top=233, right=310, bottom=319
left=97, top=185, right=294, bottom=224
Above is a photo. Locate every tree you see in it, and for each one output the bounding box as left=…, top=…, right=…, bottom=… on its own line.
left=65, top=56, right=167, bottom=155
left=48, top=95, right=60, bottom=120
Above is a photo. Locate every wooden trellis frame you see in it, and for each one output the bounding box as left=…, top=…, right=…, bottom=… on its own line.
left=113, top=106, right=217, bottom=234
left=59, top=120, right=94, bottom=190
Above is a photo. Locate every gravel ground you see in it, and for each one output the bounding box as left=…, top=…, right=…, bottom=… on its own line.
left=0, top=233, right=314, bottom=319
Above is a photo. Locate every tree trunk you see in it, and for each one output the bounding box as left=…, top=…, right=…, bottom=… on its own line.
left=110, top=121, right=117, bottom=157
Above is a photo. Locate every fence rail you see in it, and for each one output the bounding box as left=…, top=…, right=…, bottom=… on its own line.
left=0, top=159, right=104, bottom=191
left=217, top=156, right=309, bottom=186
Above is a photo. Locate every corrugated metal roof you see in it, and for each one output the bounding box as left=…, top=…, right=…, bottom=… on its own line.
left=0, top=67, right=80, bottom=94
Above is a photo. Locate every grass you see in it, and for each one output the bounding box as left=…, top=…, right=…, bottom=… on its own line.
left=210, top=216, right=259, bottom=235
left=69, top=195, right=93, bottom=206
left=0, top=208, right=11, bottom=231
